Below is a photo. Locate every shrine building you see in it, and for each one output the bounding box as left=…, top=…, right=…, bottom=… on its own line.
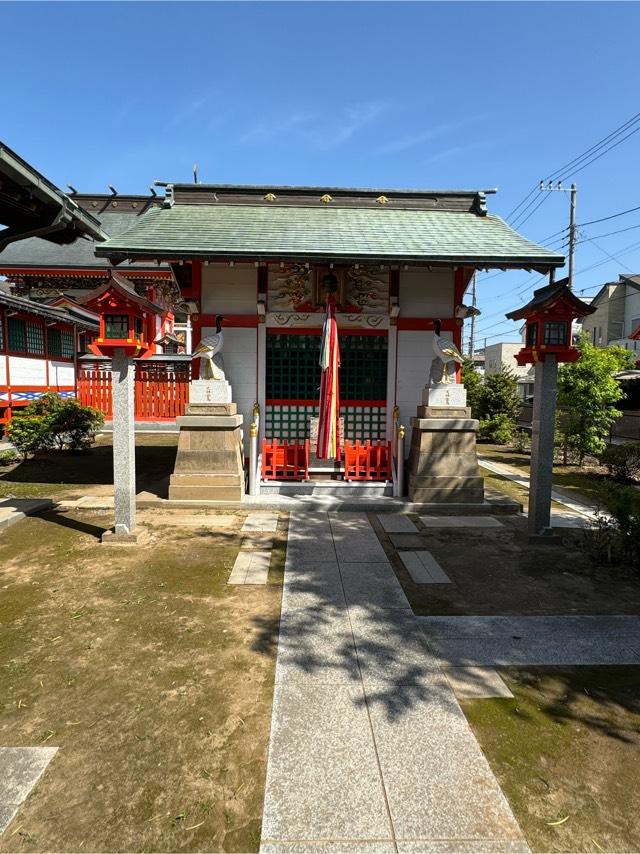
left=91, top=182, right=564, bottom=451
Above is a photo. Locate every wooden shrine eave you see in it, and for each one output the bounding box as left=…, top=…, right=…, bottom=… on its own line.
left=0, top=265, right=173, bottom=279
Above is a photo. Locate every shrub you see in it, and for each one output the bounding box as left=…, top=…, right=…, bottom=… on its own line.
left=48, top=399, right=104, bottom=450
left=479, top=413, right=515, bottom=445
left=599, top=443, right=640, bottom=482
left=0, top=449, right=19, bottom=466
left=6, top=395, right=104, bottom=455
left=584, top=482, right=640, bottom=568
left=512, top=428, right=531, bottom=454
left=6, top=415, right=54, bottom=457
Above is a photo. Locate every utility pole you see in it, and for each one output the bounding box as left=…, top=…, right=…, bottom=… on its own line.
left=469, top=273, right=477, bottom=355
left=568, top=183, right=577, bottom=289
left=539, top=180, right=577, bottom=289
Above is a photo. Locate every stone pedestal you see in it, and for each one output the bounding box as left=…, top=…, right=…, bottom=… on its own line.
left=169, top=396, right=245, bottom=502
left=407, top=384, right=483, bottom=504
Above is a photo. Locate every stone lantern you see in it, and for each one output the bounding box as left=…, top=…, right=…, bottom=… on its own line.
left=506, top=277, right=595, bottom=537
left=83, top=272, right=166, bottom=542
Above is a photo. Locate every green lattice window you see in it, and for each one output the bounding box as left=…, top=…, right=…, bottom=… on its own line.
left=61, top=330, right=74, bottom=358
left=267, top=332, right=387, bottom=402
left=340, top=335, right=387, bottom=401
left=265, top=404, right=386, bottom=443
left=8, top=317, right=26, bottom=352
left=26, top=321, right=45, bottom=355
left=48, top=328, right=62, bottom=357
left=267, top=334, right=321, bottom=400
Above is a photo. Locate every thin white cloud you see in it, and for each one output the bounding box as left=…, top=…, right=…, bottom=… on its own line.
left=167, top=93, right=216, bottom=129
left=377, top=116, right=488, bottom=156
left=237, top=102, right=388, bottom=151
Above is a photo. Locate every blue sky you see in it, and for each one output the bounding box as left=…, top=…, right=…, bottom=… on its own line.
left=3, top=1, right=640, bottom=347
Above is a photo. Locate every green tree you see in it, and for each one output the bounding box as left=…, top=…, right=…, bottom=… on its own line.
left=476, top=369, right=521, bottom=445
left=461, top=358, right=483, bottom=417
left=557, top=335, right=627, bottom=464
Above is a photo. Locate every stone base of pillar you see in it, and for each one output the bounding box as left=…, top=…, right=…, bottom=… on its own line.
left=169, top=403, right=245, bottom=501
left=407, top=414, right=484, bottom=504
left=101, top=530, right=143, bottom=545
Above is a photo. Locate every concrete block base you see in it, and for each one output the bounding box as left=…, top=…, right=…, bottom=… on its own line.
left=169, top=406, right=245, bottom=501
left=101, top=529, right=142, bottom=545
left=407, top=409, right=484, bottom=504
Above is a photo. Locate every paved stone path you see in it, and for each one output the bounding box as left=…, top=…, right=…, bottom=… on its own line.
left=261, top=512, right=528, bottom=853
left=0, top=499, right=52, bottom=532
left=420, top=616, right=640, bottom=665
left=477, top=456, right=597, bottom=524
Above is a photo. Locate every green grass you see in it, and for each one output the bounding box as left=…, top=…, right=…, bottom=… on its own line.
left=462, top=666, right=640, bottom=853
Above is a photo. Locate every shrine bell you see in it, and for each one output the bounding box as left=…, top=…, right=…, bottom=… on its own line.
left=82, top=271, right=166, bottom=359
left=505, top=276, right=595, bottom=365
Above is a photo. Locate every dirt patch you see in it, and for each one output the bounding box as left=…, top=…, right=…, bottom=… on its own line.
left=0, top=508, right=282, bottom=852
left=462, top=666, right=640, bottom=853
left=0, top=434, right=178, bottom=501
left=370, top=513, right=640, bottom=615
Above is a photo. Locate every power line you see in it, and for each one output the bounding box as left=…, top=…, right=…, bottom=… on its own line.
left=545, top=111, right=640, bottom=181
left=577, top=222, right=640, bottom=242
left=577, top=204, right=640, bottom=228
left=562, top=124, right=640, bottom=181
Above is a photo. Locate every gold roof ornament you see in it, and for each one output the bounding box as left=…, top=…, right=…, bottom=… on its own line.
left=376, top=195, right=389, bottom=205
left=320, top=193, right=333, bottom=204
left=264, top=192, right=277, bottom=202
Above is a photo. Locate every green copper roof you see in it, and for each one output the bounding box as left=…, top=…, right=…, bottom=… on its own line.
left=95, top=203, right=565, bottom=269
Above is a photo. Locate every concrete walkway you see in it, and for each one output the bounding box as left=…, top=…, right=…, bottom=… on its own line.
left=260, top=512, right=528, bottom=853
left=420, top=616, right=640, bottom=666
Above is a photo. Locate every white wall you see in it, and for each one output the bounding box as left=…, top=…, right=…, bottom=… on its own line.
left=202, top=325, right=256, bottom=454
left=0, top=357, right=6, bottom=385
left=484, top=343, right=529, bottom=378
left=624, top=286, right=640, bottom=339
left=395, top=330, right=433, bottom=425
left=399, top=268, right=454, bottom=317
left=49, top=361, right=75, bottom=387
left=201, top=264, right=257, bottom=315
left=8, top=356, right=47, bottom=386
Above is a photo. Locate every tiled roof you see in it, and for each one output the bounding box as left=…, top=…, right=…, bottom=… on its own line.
left=95, top=203, right=565, bottom=269
left=0, top=290, right=99, bottom=330
left=0, top=204, right=170, bottom=274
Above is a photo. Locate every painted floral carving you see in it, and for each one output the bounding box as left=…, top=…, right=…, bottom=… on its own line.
left=345, top=266, right=387, bottom=311
left=269, top=264, right=313, bottom=310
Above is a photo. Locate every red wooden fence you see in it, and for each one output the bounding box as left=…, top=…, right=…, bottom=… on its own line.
left=77, top=364, right=190, bottom=421
left=343, top=440, right=393, bottom=482
left=261, top=439, right=310, bottom=481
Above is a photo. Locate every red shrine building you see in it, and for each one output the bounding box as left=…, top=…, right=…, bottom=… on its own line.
left=93, top=183, right=563, bottom=450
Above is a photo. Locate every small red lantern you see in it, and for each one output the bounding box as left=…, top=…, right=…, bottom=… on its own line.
left=82, top=271, right=165, bottom=359
left=505, top=277, right=595, bottom=365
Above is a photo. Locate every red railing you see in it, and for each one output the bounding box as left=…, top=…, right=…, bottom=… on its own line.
left=261, top=439, right=310, bottom=481
left=77, top=364, right=190, bottom=421
left=344, top=440, right=393, bottom=482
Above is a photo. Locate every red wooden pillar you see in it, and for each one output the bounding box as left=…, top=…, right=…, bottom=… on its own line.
left=189, top=260, right=203, bottom=378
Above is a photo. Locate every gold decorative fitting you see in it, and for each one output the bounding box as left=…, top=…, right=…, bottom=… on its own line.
left=250, top=422, right=258, bottom=438
left=264, top=192, right=277, bottom=202
left=320, top=194, right=333, bottom=204
left=376, top=195, right=389, bottom=205
left=398, top=425, right=406, bottom=439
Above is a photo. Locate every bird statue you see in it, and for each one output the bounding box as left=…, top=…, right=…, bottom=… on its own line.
left=430, top=318, right=464, bottom=385
left=192, top=315, right=225, bottom=380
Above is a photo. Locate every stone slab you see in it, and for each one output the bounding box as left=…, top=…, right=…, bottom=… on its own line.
left=275, top=606, right=359, bottom=686
left=399, top=551, right=451, bottom=584
left=419, top=515, right=504, bottom=528
left=227, top=549, right=271, bottom=584
left=260, top=682, right=393, bottom=844
left=410, top=418, right=479, bottom=431
left=426, top=636, right=640, bottom=666
left=339, top=562, right=411, bottom=610
left=443, top=666, right=514, bottom=700
left=176, top=414, right=243, bottom=428
left=367, top=697, right=524, bottom=843
left=144, top=513, right=237, bottom=528
left=190, top=378, right=232, bottom=404
left=376, top=515, right=417, bottom=533
left=0, top=747, right=58, bottom=833
left=422, top=383, right=467, bottom=408
left=396, top=842, right=530, bottom=853
left=186, top=402, right=237, bottom=416
left=261, top=843, right=395, bottom=853
left=242, top=513, right=279, bottom=532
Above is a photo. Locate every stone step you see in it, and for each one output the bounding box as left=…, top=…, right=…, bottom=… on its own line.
left=260, top=480, right=393, bottom=497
